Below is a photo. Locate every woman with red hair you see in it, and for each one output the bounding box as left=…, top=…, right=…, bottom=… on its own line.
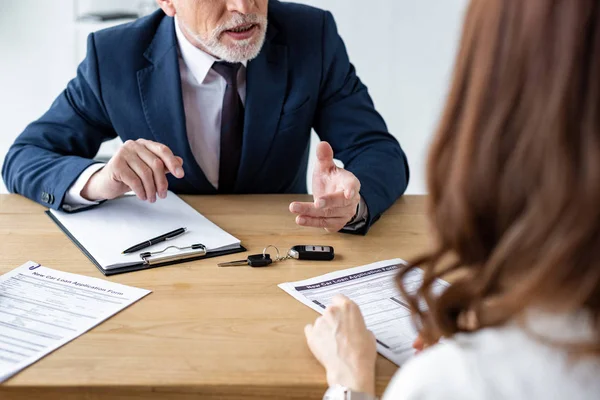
left=306, top=1, right=600, bottom=398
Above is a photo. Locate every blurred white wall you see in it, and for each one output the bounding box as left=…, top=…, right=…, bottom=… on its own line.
left=0, top=0, right=468, bottom=194
left=298, top=0, right=468, bottom=194
left=0, top=0, right=75, bottom=194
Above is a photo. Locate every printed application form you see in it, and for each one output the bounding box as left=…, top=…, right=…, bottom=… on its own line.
left=279, top=259, right=448, bottom=365
left=0, top=261, right=151, bottom=382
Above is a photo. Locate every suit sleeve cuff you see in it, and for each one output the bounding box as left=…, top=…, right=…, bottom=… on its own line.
left=343, top=196, right=369, bottom=231
left=62, top=163, right=105, bottom=211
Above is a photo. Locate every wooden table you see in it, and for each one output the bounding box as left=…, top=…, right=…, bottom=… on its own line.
left=0, top=194, right=429, bottom=399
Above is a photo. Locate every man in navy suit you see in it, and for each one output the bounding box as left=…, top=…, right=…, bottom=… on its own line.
left=2, top=0, right=409, bottom=234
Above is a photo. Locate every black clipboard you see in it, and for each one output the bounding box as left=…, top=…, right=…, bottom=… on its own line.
left=46, top=211, right=246, bottom=276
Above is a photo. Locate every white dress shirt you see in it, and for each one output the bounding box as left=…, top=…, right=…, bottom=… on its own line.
left=175, top=18, right=247, bottom=189
left=63, top=18, right=367, bottom=227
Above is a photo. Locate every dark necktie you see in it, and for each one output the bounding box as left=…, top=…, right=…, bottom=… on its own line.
left=212, top=62, right=244, bottom=193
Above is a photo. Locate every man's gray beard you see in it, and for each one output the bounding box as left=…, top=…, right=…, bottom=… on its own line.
left=181, top=14, right=268, bottom=63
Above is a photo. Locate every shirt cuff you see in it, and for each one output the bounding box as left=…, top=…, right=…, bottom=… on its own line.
left=343, top=196, right=369, bottom=231
left=62, top=163, right=106, bottom=211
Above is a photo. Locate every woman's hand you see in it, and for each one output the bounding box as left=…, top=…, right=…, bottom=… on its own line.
left=413, top=333, right=441, bottom=354
left=412, top=334, right=427, bottom=354
left=304, top=295, right=377, bottom=396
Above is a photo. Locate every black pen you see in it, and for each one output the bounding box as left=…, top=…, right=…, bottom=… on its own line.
left=122, top=227, right=187, bottom=254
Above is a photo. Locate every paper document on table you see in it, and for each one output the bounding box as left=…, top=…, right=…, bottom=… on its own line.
left=0, top=261, right=151, bottom=382
left=278, top=259, right=448, bottom=366
left=48, top=191, right=242, bottom=271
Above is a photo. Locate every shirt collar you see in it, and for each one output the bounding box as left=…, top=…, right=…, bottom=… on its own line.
left=174, top=17, right=247, bottom=85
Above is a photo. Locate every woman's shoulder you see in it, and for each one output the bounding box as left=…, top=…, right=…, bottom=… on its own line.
left=383, top=320, right=600, bottom=400
left=383, top=335, right=480, bottom=400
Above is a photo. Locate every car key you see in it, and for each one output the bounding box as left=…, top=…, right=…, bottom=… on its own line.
left=288, top=245, right=334, bottom=261
left=218, top=254, right=273, bottom=267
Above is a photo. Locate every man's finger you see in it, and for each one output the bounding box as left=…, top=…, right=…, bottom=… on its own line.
left=296, top=215, right=348, bottom=231
left=118, top=168, right=146, bottom=201
left=138, top=139, right=184, bottom=178
left=290, top=201, right=354, bottom=219
left=126, top=155, right=157, bottom=203
left=341, top=173, right=361, bottom=199
left=135, top=145, right=169, bottom=199
left=315, top=141, right=336, bottom=174
left=314, top=191, right=358, bottom=209
left=290, top=201, right=320, bottom=215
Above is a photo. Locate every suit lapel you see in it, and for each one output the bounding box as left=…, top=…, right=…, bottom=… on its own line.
left=235, top=25, right=288, bottom=192
left=137, top=16, right=216, bottom=193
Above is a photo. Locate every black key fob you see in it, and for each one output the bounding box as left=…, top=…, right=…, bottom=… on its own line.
left=248, top=254, right=272, bottom=267
left=288, top=245, right=334, bottom=261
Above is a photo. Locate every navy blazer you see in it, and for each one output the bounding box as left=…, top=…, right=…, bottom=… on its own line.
left=3, top=1, right=409, bottom=234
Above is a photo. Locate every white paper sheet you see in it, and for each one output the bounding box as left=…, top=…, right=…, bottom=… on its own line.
left=49, top=192, right=241, bottom=270
left=279, top=259, right=448, bottom=366
left=0, top=261, right=151, bottom=382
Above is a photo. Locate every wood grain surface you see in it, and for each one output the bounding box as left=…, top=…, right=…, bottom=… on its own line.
left=0, top=194, right=430, bottom=399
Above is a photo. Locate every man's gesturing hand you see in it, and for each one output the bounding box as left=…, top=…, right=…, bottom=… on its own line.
left=290, top=141, right=361, bottom=232
left=81, top=139, right=184, bottom=203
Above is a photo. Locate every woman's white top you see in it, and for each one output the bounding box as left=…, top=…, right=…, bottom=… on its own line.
left=383, top=311, right=600, bottom=399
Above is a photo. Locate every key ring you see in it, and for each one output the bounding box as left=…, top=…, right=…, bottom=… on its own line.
left=262, top=245, right=281, bottom=260
left=262, top=245, right=294, bottom=262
